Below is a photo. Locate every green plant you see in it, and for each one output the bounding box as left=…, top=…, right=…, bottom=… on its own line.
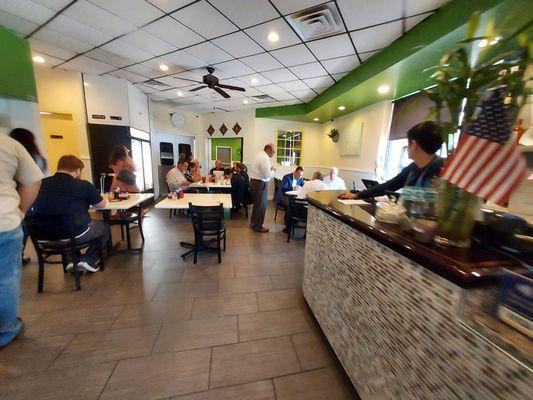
left=328, top=128, right=339, bottom=142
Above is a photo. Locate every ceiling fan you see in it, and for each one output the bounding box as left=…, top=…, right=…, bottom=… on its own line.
left=189, top=66, right=245, bottom=98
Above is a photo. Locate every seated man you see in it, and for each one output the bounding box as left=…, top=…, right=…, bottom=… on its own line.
left=297, top=171, right=329, bottom=200
left=275, top=166, right=304, bottom=222
left=339, top=121, right=443, bottom=200
left=209, top=159, right=223, bottom=175
left=27, top=155, right=109, bottom=272
left=166, top=158, right=190, bottom=192
left=323, top=167, right=346, bottom=190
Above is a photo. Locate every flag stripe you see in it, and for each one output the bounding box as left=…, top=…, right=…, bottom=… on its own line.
left=487, top=154, right=527, bottom=205
left=448, top=136, right=486, bottom=184
left=458, top=142, right=500, bottom=190
left=441, top=135, right=475, bottom=181
left=476, top=142, right=518, bottom=198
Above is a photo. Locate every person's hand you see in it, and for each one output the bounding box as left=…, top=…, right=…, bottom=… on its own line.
left=183, top=181, right=190, bottom=187
left=338, top=192, right=357, bottom=200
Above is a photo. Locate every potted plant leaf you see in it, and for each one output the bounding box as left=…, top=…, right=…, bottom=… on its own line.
left=423, top=14, right=531, bottom=247
left=328, top=128, right=340, bottom=143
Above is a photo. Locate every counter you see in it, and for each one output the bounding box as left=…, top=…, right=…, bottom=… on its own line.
left=303, top=191, right=532, bottom=400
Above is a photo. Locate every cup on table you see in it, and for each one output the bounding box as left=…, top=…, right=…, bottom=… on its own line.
left=201, top=176, right=206, bottom=183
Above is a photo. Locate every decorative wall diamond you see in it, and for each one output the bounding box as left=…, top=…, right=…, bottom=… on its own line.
left=220, top=123, right=228, bottom=135
left=232, top=122, right=241, bottom=135
left=207, top=124, right=215, bottom=136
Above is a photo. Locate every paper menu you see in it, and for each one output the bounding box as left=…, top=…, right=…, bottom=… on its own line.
left=337, top=199, right=369, bottom=205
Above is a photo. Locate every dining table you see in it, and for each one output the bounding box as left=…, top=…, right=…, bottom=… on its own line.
left=188, top=181, right=232, bottom=191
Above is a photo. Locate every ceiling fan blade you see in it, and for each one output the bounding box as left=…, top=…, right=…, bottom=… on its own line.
left=217, top=83, right=245, bottom=92
left=189, top=85, right=207, bottom=92
left=214, top=86, right=230, bottom=98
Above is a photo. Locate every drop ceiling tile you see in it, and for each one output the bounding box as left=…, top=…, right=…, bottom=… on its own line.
left=350, top=20, right=402, bottom=53
left=165, top=50, right=206, bottom=69
left=144, top=17, right=204, bottom=48
left=209, top=0, right=279, bottom=29
left=102, top=40, right=153, bottom=63
left=307, top=34, right=354, bottom=60
left=135, top=84, right=159, bottom=94
left=88, top=0, right=164, bottom=27
left=289, top=62, right=328, bottom=79
left=245, top=18, right=301, bottom=51
left=269, top=44, right=316, bottom=67
left=405, top=12, right=432, bottom=31
left=184, top=42, right=233, bottom=65
left=215, top=60, right=255, bottom=77
left=271, top=0, right=327, bottom=15
left=30, top=38, right=76, bottom=60
left=47, top=15, right=112, bottom=46
left=33, top=0, right=74, bottom=11
left=332, top=72, right=349, bottom=81
left=108, top=69, right=148, bottom=83
left=190, top=67, right=231, bottom=80
left=33, top=28, right=93, bottom=53
left=31, top=51, right=64, bottom=67
left=125, top=64, right=161, bottom=78
left=0, top=0, right=54, bottom=24
left=237, top=73, right=272, bottom=87
left=59, top=55, right=116, bottom=74
left=121, top=30, right=177, bottom=56
left=64, top=0, right=136, bottom=37
left=0, top=11, right=38, bottom=36
left=156, top=89, right=184, bottom=99
left=257, top=84, right=286, bottom=95
left=173, top=70, right=205, bottom=83
left=211, top=31, right=264, bottom=58
left=141, top=58, right=185, bottom=75
left=148, top=93, right=165, bottom=101
left=359, top=50, right=378, bottom=62
left=303, top=75, right=334, bottom=89
left=406, top=0, right=447, bottom=16
left=238, top=85, right=263, bottom=96
left=337, top=0, right=402, bottom=31
left=314, top=86, right=328, bottom=94
left=271, top=91, right=295, bottom=101
left=291, top=88, right=316, bottom=100
left=280, top=99, right=303, bottom=106
left=172, top=1, right=238, bottom=39
left=146, top=0, right=196, bottom=13
left=241, top=53, right=283, bottom=72
left=321, top=54, right=359, bottom=74
left=85, top=48, right=136, bottom=68
left=278, top=80, right=309, bottom=91
left=261, top=68, right=298, bottom=83
left=159, top=76, right=201, bottom=88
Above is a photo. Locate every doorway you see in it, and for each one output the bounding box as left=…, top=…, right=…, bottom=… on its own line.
left=209, top=137, right=243, bottom=168
left=40, top=112, right=76, bottom=174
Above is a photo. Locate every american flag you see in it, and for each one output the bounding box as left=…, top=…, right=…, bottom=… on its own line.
left=440, top=89, right=527, bottom=206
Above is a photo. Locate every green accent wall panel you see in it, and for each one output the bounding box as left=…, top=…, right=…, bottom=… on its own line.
left=0, top=25, right=37, bottom=101
left=210, top=138, right=243, bottom=162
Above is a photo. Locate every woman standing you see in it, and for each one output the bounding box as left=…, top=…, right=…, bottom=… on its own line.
left=107, top=145, right=140, bottom=193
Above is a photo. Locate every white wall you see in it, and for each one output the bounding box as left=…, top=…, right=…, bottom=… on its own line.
left=0, top=96, right=42, bottom=149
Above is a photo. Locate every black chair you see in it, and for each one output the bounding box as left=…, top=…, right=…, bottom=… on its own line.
left=105, top=205, right=145, bottom=252
left=287, top=196, right=308, bottom=242
left=180, top=203, right=226, bottom=264
left=274, top=178, right=285, bottom=222
left=25, top=213, right=106, bottom=292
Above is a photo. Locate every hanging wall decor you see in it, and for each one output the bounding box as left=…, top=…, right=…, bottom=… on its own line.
left=232, top=122, right=241, bottom=135
left=220, top=123, right=228, bottom=135
left=207, top=124, right=215, bottom=136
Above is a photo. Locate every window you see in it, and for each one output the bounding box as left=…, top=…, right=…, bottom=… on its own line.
left=276, top=130, right=302, bottom=167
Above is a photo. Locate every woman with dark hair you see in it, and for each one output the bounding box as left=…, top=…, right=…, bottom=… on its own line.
left=9, top=128, right=47, bottom=173
left=107, top=145, right=140, bottom=193
left=231, top=163, right=251, bottom=211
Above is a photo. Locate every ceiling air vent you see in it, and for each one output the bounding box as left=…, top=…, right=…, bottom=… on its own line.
left=251, top=94, right=277, bottom=103
left=142, top=79, right=171, bottom=90
left=286, top=2, right=344, bottom=41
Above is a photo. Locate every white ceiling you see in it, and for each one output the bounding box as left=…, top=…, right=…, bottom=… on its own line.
left=1, top=0, right=447, bottom=113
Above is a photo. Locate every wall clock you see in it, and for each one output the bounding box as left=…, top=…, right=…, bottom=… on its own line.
left=170, top=112, right=186, bottom=128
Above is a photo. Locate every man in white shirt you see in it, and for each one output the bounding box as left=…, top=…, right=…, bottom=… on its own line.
left=166, top=158, right=190, bottom=192
left=323, top=167, right=346, bottom=190
left=0, top=134, right=42, bottom=347
left=248, top=143, right=275, bottom=233
left=297, top=171, right=329, bottom=199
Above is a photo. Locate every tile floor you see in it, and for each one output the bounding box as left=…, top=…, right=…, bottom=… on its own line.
left=0, top=202, right=359, bottom=400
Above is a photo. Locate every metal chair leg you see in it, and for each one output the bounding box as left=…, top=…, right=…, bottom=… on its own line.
left=223, top=231, right=227, bottom=251
left=72, top=253, right=81, bottom=291
left=98, top=241, right=105, bottom=272
left=125, top=223, right=132, bottom=250
left=274, top=206, right=278, bottom=222
left=37, top=255, right=45, bottom=293
left=287, top=223, right=292, bottom=243
left=193, top=234, right=199, bottom=264
left=138, top=218, right=145, bottom=242
left=217, top=233, right=222, bottom=263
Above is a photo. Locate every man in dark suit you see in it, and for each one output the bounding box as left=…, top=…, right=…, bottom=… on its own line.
left=275, top=166, right=304, bottom=233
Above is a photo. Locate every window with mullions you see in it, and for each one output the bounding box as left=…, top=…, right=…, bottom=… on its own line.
left=276, top=130, right=302, bottom=167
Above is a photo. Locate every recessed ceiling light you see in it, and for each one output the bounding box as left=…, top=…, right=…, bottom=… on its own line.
left=39, top=111, right=51, bottom=115
left=338, top=105, right=346, bottom=111
left=177, top=91, right=183, bottom=97
left=250, top=77, right=259, bottom=85
left=159, top=64, right=169, bottom=71
left=243, top=99, right=249, bottom=104
left=377, top=85, right=390, bottom=94
left=478, top=39, right=488, bottom=48
left=32, top=55, right=45, bottom=64
left=267, top=31, right=279, bottom=42
left=313, top=118, right=319, bottom=121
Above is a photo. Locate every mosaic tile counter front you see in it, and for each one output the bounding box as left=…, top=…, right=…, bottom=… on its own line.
left=303, top=205, right=532, bottom=400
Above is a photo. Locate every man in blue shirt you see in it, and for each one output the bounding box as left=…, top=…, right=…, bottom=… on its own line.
left=28, top=155, right=109, bottom=272
left=276, top=166, right=304, bottom=233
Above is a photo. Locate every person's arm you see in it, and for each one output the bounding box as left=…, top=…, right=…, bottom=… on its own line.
left=17, top=181, right=41, bottom=213
left=280, top=175, right=292, bottom=195
left=257, top=154, right=274, bottom=180
left=13, top=143, right=43, bottom=212
left=338, top=165, right=413, bottom=199
left=85, top=182, right=106, bottom=209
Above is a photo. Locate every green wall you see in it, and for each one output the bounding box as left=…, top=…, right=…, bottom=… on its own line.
left=0, top=25, right=37, bottom=101
left=210, top=138, right=243, bottom=162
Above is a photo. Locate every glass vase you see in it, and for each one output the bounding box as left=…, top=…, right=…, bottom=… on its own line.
left=434, top=179, right=481, bottom=248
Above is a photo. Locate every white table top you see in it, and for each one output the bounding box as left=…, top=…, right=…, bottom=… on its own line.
left=155, top=193, right=233, bottom=209
left=188, top=181, right=232, bottom=189
left=95, top=193, right=154, bottom=211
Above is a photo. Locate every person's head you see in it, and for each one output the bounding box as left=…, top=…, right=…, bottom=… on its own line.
left=329, top=167, right=339, bottom=180
left=189, top=161, right=197, bottom=170
left=224, top=167, right=233, bottom=179
left=9, top=128, right=40, bottom=158
left=406, top=121, right=443, bottom=161
left=215, top=160, right=222, bottom=170
left=312, top=171, right=324, bottom=181
left=109, top=145, right=130, bottom=166
left=264, top=143, right=275, bottom=158
left=294, top=166, right=304, bottom=180
left=57, top=155, right=84, bottom=179
left=177, top=158, right=188, bottom=172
